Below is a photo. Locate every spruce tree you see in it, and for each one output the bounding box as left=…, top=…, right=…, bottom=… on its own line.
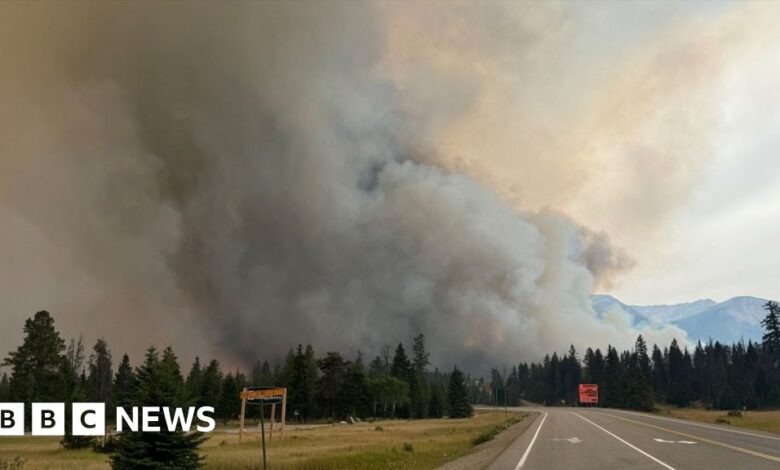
left=112, top=347, right=205, bottom=469
left=185, top=357, right=203, bottom=402
left=114, top=354, right=136, bottom=409
left=199, top=360, right=223, bottom=409
left=317, top=352, right=347, bottom=419
left=87, top=338, right=114, bottom=416
left=603, top=346, right=623, bottom=407
left=0, top=373, right=9, bottom=401
left=447, top=366, right=472, bottom=418
left=428, top=385, right=445, bottom=418
left=761, top=301, right=780, bottom=363
left=391, top=343, right=413, bottom=417
left=218, top=372, right=241, bottom=423
left=411, top=334, right=431, bottom=418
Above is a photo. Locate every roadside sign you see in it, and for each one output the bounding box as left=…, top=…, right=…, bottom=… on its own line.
left=579, top=384, right=598, bottom=404
left=241, top=387, right=285, bottom=402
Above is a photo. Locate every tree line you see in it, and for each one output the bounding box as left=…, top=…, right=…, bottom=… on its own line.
left=475, top=301, right=780, bottom=412
left=0, top=311, right=473, bottom=468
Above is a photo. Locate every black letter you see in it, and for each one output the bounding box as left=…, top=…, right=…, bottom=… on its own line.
left=0, top=410, right=14, bottom=428
left=42, top=410, right=55, bottom=429
left=80, top=410, right=96, bottom=429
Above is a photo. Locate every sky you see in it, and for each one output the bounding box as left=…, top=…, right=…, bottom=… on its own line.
left=404, top=0, right=780, bottom=306
left=1, top=1, right=780, bottom=369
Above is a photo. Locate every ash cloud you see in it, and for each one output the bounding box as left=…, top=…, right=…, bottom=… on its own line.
left=0, top=2, right=686, bottom=371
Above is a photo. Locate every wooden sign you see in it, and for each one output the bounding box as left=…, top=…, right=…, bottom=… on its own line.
left=239, top=386, right=287, bottom=447
left=241, top=387, right=285, bottom=401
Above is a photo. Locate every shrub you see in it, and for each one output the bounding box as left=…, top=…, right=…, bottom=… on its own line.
left=715, top=417, right=730, bottom=424
left=727, top=410, right=742, bottom=417
left=402, top=442, right=413, bottom=453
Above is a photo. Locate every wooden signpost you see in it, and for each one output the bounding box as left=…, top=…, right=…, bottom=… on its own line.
left=239, top=386, right=287, bottom=470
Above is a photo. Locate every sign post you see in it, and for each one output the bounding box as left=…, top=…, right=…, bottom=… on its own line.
left=238, top=386, right=287, bottom=470
left=578, top=384, right=598, bottom=406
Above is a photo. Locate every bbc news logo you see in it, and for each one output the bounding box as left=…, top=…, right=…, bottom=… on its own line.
left=0, top=403, right=216, bottom=436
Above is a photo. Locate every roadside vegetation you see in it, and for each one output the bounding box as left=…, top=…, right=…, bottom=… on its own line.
left=0, top=411, right=525, bottom=470
left=655, top=406, right=780, bottom=434
left=482, top=301, right=780, bottom=414
left=0, top=310, right=475, bottom=468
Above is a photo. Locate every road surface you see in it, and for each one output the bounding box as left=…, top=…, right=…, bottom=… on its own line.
left=488, top=407, right=780, bottom=469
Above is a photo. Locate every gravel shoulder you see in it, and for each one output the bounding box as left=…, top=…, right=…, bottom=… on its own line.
left=436, top=411, right=540, bottom=470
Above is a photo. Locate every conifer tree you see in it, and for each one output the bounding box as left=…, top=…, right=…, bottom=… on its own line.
left=3, top=311, right=68, bottom=426
left=114, top=354, right=136, bottom=409
left=411, top=334, right=431, bottom=418
left=447, top=366, right=472, bottom=418
left=761, top=301, right=780, bottom=363
left=185, top=357, right=203, bottom=402
left=111, top=347, right=205, bottom=469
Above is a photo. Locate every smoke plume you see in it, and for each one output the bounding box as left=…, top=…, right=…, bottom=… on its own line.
left=0, top=2, right=702, bottom=370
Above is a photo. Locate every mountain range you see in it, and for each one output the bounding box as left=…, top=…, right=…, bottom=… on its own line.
left=591, top=294, right=770, bottom=345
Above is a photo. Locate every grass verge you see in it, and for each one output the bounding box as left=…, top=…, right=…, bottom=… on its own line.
left=0, top=411, right=526, bottom=470
left=654, top=406, right=780, bottom=434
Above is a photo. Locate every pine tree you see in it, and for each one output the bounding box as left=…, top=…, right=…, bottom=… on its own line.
left=411, top=334, right=431, bottom=418
left=761, top=301, right=780, bottom=364
left=428, top=385, right=445, bottom=418
left=603, top=346, right=623, bottom=407
left=317, top=352, right=347, bottom=419
left=185, top=357, right=203, bottom=402
left=667, top=339, right=689, bottom=406
left=651, top=345, right=668, bottom=403
left=287, top=345, right=317, bottom=422
left=218, top=372, right=241, bottom=423
left=199, top=359, right=223, bottom=409
left=448, top=366, right=472, bottom=418
left=0, top=373, right=9, bottom=401
left=3, top=311, right=68, bottom=426
left=341, top=359, right=370, bottom=418
left=114, top=354, right=136, bottom=409
left=111, top=347, right=205, bottom=469
left=87, top=338, right=114, bottom=414
left=623, top=336, right=654, bottom=411
left=391, top=343, right=413, bottom=417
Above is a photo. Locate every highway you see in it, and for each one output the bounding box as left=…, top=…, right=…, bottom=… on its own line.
left=488, top=407, right=780, bottom=469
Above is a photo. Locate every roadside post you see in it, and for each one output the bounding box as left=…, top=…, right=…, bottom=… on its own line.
left=239, top=386, right=287, bottom=470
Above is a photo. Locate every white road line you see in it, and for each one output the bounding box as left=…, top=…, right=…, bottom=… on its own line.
left=601, top=408, right=780, bottom=441
left=515, top=411, right=548, bottom=469
left=572, top=412, right=676, bottom=470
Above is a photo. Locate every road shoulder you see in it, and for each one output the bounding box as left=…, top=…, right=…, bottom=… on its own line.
left=436, top=412, right=539, bottom=470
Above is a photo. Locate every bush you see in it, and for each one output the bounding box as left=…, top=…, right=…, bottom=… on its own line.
left=374, top=425, right=384, bottom=431
left=715, top=417, right=730, bottom=424
left=727, top=410, right=742, bottom=417
left=402, top=442, right=413, bottom=453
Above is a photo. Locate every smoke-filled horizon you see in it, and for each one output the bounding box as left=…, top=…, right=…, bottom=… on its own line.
left=2, top=2, right=778, bottom=371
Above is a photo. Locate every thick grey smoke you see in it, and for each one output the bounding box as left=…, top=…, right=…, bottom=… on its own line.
left=0, top=2, right=684, bottom=370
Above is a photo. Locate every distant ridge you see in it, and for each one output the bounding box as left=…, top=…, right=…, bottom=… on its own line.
left=591, top=294, right=770, bottom=344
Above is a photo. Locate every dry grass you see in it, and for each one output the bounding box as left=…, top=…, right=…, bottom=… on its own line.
left=655, top=406, right=780, bottom=434
left=0, top=411, right=525, bottom=470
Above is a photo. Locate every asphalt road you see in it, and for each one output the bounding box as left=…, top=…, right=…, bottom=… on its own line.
left=487, top=407, right=780, bottom=470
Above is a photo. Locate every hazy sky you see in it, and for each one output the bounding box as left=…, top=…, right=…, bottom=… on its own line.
left=579, top=2, right=780, bottom=304
left=409, top=1, right=780, bottom=305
